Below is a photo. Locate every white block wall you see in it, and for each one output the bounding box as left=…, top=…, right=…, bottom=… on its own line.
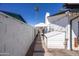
left=0, top=13, right=38, bottom=56
left=45, top=31, right=65, bottom=49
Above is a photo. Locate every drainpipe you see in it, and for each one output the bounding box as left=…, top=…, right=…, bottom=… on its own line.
left=69, top=13, right=79, bottom=51
left=66, top=10, right=79, bottom=50
left=70, top=20, right=72, bottom=50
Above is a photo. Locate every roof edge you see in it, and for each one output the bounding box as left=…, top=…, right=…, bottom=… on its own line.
left=0, top=10, right=26, bottom=23
left=48, top=10, right=68, bottom=17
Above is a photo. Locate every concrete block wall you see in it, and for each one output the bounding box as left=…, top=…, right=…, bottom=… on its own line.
left=0, top=14, right=38, bottom=56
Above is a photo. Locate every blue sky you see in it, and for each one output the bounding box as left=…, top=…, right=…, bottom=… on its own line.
left=0, top=3, right=64, bottom=26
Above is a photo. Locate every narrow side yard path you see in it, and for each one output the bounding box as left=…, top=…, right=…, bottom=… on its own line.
left=33, top=33, right=45, bottom=56
left=27, top=32, right=79, bottom=56
left=32, top=33, right=79, bottom=56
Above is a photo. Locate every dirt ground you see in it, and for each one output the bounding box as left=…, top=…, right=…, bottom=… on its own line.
left=33, top=34, right=79, bottom=56
left=45, top=49, right=79, bottom=56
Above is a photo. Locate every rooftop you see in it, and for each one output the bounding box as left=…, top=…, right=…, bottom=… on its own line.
left=0, top=10, right=26, bottom=23
left=64, top=3, right=79, bottom=9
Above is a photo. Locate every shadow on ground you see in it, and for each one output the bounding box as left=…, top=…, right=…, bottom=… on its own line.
left=26, top=32, right=45, bottom=56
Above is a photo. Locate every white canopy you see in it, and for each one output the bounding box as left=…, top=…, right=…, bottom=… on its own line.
left=35, top=23, right=47, bottom=27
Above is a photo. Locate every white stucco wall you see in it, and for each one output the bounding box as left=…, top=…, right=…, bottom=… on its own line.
left=0, top=13, right=38, bottom=56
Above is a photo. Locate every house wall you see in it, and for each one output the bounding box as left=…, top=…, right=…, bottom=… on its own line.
left=45, top=31, right=65, bottom=49
left=45, top=13, right=71, bottom=49
left=72, top=17, right=79, bottom=50
left=49, top=16, right=67, bottom=31
left=0, top=13, right=38, bottom=56
left=45, top=12, right=79, bottom=50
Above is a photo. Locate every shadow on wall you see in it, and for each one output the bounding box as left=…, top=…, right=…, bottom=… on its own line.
left=72, top=18, right=79, bottom=38
left=49, top=16, right=68, bottom=31
left=72, top=18, right=79, bottom=48
left=49, top=13, right=79, bottom=49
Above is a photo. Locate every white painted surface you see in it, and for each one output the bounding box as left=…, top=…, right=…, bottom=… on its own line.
left=45, top=31, right=65, bottom=49
left=45, top=11, right=79, bottom=50
left=0, top=13, right=38, bottom=56
left=45, top=12, right=50, bottom=25
left=45, top=13, right=70, bottom=49
left=66, top=24, right=71, bottom=50
left=47, top=14, right=68, bottom=32
left=45, top=12, right=50, bottom=32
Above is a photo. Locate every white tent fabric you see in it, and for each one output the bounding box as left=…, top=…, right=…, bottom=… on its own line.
left=35, top=23, right=47, bottom=27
